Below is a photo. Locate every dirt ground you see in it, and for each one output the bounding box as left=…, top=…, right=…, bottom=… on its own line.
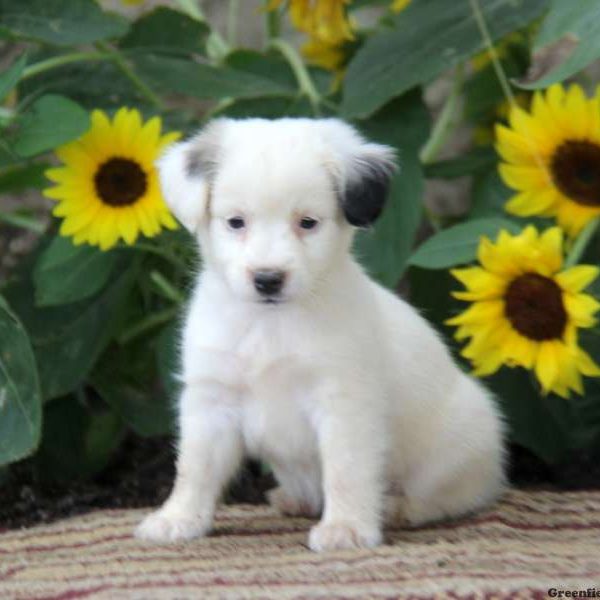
left=0, top=435, right=275, bottom=531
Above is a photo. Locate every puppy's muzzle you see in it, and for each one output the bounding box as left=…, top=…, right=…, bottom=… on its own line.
left=253, top=270, right=286, bottom=297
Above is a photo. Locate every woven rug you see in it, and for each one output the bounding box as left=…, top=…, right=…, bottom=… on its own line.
left=1, top=490, right=599, bottom=600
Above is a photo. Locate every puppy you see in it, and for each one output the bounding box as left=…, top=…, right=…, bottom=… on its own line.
left=135, top=118, right=506, bottom=552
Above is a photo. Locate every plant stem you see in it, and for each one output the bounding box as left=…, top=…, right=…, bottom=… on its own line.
left=468, top=0, right=515, bottom=107
left=564, top=217, right=600, bottom=268
left=174, top=0, right=206, bottom=21
left=118, top=305, right=180, bottom=344
left=468, top=0, right=548, bottom=179
left=150, top=270, right=185, bottom=303
left=264, top=1, right=281, bottom=44
left=419, top=64, right=464, bottom=165
left=0, top=211, right=46, bottom=234
left=22, top=52, right=110, bottom=81
left=126, top=242, right=187, bottom=270
left=206, top=31, right=231, bottom=63
left=227, top=0, right=240, bottom=47
left=95, top=42, right=164, bottom=110
left=268, top=38, right=321, bottom=115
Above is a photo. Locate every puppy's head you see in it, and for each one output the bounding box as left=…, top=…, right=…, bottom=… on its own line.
left=158, top=118, right=396, bottom=304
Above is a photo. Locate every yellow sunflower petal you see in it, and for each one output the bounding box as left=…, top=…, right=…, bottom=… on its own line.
left=495, top=124, right=538, bottom=165
left=59, top=205, right=99, bottom=236
left=563, top=294, right=600, bottom=327
left=117, top=209, right=140, bottom=246
left=575, top=347, right=600, bottom=377
left=537, top=227, right=564, bottom=273
left=445, top=300, right=504, bottom=326
left=503, top=328, right=539, bottom=370
left=505, top=189, right=557, bottom=217
left=565, top=84, right=588, bottom=139
left=499, top=163, right=550, bottom=191
left=450, top=266, right=506, bottom=301
left=557, top=265, right=600, bottom=293
left=534, top=341, right=561, bottom=394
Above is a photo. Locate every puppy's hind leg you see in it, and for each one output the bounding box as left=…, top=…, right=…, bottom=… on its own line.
left=392, top=378, right=505, bottom=528
left=394, top=457, right=505, bottom=528
left=136, top=383, right=243, bottom=543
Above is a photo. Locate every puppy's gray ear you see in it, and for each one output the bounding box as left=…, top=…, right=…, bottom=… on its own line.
left=321, top=120, right=397, bottom=227
left=157, top=120, right=225, bottom=232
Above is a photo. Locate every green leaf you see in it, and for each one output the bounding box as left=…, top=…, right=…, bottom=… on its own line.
left=424, top=147, right=497, bottom=180
left=120, top=7, right=209, bottom=56
left=224, top=50, right=297, bottom=91
left=92, top=334, right=175, bottom=438
left=0, top=0, right=128, bottom=46
left=213, top=96, right=315, bottom=119
left=409, top=266, right=458, bottom=339
left=470, top=169, right=555, bottom=231
left=0, top=162, right=48, bottom=193
left=342, top=0, right=549, bottom=119
left=133, top=55, right=294, bottom=102
left=13, top=95, right=89, bottom=158
left=518, top=2, right=600, bottom=89
left=0, top=296, right=42, bottom=466
left=0, top=53, right=26, bottom=103
left=4, top=261, right=135, bottom=401
left=34, top=395, right=125, bottom=482
left=470, top=169, right=512, bottom=219
left=19, top=60, right=143, bottom=112
left=354, top=91, right=430, bottom=287
left=33, top=237, right=118, bottom=307
left=486, top=367, right=572, bottom=464
left=464, top=42, right=528, bottom=123
left=408, top=217, right=521, bottom=269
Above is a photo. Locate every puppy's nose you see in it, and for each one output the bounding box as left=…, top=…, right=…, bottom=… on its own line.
left=253, top=270, right=286, bottom=296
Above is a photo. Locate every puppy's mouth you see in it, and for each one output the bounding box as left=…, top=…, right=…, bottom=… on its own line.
left=259, top=297, right=284, bottom=305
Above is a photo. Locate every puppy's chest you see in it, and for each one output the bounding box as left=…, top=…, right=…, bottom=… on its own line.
left=233, top=319, right=319, bottom=460
left=241, top=372, right=317, bottom=461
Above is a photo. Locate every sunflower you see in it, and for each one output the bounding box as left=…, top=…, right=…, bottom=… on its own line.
left=44, top=108, right=180, bottom=251
left=268, top=0, right=354, bottom=45
left=301, top=36, right=347, bottom=72
left=391, top=0, right=411, bottom=12
left=497, top=84, right=600, bottom=237
left=446, top=226, right=600, bottom=398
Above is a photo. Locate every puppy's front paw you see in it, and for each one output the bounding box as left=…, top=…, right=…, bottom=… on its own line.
left=135, top=510, right=210, bottom=544
left=308, top=520, right=382, bottom=552
left=267, top=487, right=320, bottom=518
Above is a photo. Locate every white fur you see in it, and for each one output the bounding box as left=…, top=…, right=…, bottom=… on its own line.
left=135, top=118, right=506, bottom=552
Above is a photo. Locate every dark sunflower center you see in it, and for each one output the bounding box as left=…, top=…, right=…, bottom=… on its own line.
left=94, top=157, right=147, bottom=207
left=550, top=140, right=600, bottom=206
left=504, top=273, right=567, bottom=341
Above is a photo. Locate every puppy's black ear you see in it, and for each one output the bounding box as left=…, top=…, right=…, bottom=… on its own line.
left=320, top=120, right=397, bottom=227
left=341, top=151, right=396, bottom=227
left=157, top=119, right=225, bottom=232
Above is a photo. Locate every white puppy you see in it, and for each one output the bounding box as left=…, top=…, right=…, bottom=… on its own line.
left=136, top=118, right=506, bottom=552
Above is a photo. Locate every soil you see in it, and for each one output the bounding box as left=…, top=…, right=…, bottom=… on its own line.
left=0, top=434, right=276, bottom=532
left=2, top=435, right=599, bottom=532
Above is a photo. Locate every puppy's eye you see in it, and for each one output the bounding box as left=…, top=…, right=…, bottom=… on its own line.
left=227, top=216, right=246, bottom=230
left=299, top=217, right=319, bottom=230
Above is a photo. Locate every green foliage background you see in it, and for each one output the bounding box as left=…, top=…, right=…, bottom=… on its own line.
left=1, top=0, right=600, bottom=483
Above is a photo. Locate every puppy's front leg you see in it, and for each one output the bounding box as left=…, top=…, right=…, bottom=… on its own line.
left=136, top=383, right=242, bottom=543
left=309, top=389, right=386, bottom=552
